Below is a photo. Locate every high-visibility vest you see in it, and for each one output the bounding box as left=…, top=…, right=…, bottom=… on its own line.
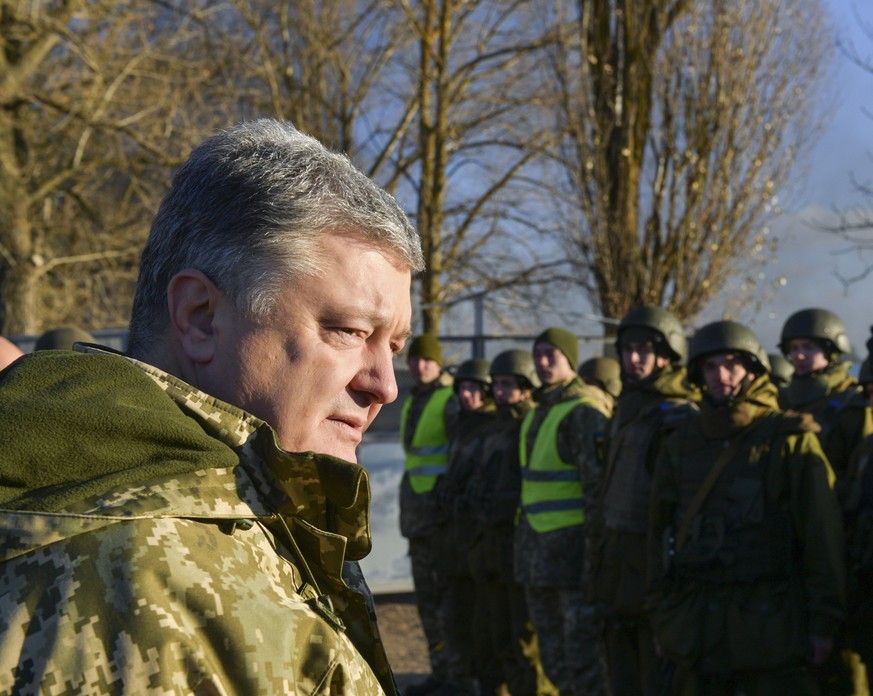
left=401, top=386, right=453, bottom=494
left=519, top=398, right=586, bottom=532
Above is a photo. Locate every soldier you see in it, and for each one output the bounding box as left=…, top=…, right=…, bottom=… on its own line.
left=515, top=327, right=612, bottom=696
left=442, top=358, right=496, bottom=696
left=767, top=353, right=795, bottom=391
left=33, top=325, right=96, bottom=351
left=648, top=320, right=845, bottom=696
left=779, top=307, right=870, bottom=480
left=0, top=119, right=423, bottom=694
left=579, top=355, right=623, bottom=407
left=467, top=350, right=551, bottom=696
left=779, top=309, right=870, bottom=695
left=589, top=306, right=698, bottom=696
left=399, top=334, right=461, bottom=696
left=843, top=354, right=873, bottom=687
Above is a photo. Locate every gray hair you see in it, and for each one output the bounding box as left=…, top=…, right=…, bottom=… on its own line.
left=127, top=119, right=422, bottom=358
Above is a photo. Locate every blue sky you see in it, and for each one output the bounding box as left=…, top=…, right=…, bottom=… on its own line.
left=717, top=0, right=873, bottom=359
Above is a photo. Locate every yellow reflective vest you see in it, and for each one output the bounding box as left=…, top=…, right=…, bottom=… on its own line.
left=519, top=398, right=586, bottom=532
left=401, top=386, right=453, bottom=494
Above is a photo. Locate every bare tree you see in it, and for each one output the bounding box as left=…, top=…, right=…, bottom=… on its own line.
left=0, top=0, right=220, bottom=334
left=216, top=0, right=565, bottom=334
left=815, top=4, right=873, bottom=288
left=541, top=0, right=833, bottom=327
left=382, top=0, right=563, bottom=333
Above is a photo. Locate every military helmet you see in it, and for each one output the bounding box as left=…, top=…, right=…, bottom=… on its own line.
left=767, top=353, right=794, bottom=388
left=616, top=305, right=687, bottom=362
left=687, top=320, right=770, bottom=384
left=453, top=358, right=492, bottom=390
left=578, top=357, right=622, bottom=398
left=34, top=325, right=95, bottom=351
left=489, top=349, right=540, bottom=389
left=779, top=308, right=851, bottom=357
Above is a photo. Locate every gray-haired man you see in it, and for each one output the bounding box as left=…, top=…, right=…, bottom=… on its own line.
left=0, top=120, right=422, bottom=695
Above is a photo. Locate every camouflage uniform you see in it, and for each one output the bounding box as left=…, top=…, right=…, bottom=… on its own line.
left=468, top=397, right=553, bottom=695
left=588, top=366, right=698, bottom=696
left=443, top=402, right=497, bottom=694
left=398, top=375, right=460, bottom=683
left=514, top=376, right=611, bottom=696
left=647, top=374, right=846, bottom=696
left=0, top=347, right=396, bottom=695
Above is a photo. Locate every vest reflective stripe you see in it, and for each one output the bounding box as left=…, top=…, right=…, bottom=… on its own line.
left=519, top=398, right=586, bottom=532
left=401, top=386, right=453, bottom=494
left=521, top=469, right=580, bottom=482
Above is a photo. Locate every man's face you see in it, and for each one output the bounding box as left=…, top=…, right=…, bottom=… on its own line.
left=786, top=338, right=830, bottom=376
left=702, top=352, right=753, bottom=403
left=456, top=380, right=485, bottom=411
left=408, top=356, right=442, bottom=387
left=621, top=340, right=670, bottom=381
left=492, top=374, right=529, bottom=407
left=208, top=233, right=412, bottom=463
left=533, top=342, right=575, bottom=386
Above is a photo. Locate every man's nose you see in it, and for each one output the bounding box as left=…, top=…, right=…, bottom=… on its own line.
left=356, top=346, right=399, bottom=404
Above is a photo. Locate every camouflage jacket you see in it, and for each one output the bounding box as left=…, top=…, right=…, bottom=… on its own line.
left=0, top=348, right=395, bottom=695
left=513, top=377, right=610, bottom=589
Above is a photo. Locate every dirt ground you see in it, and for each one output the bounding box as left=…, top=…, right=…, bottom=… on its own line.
left=373, top=592, right=431, bottom=690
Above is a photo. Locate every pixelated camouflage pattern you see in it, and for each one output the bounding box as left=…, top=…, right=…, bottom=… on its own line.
left=0, top=346, right=395, bottom=695
left=514, top=377, right=609, bottom=589
left=525, top=587, right=606, bottom=696
left=397, top=374, right=460, bottom=680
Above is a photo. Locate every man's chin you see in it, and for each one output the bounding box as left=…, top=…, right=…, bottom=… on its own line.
left=318, top=441, right=359, bottom=463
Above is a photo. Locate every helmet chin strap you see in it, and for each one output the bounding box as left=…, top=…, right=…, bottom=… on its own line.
left=705, top=370, right=758, bottom=406
left=731, top=371, right=760, bottom=402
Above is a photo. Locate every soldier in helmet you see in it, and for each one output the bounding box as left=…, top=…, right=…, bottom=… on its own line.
left=780, top=310, right=871, bottom=695
left=441, top=358, right=496, bottom=695
left=588, top=306, right=699, bottom=696
left=779, top=308, right=871, bottom=481
left=515, top=327, right=612, bottom=696
left=648, top=320, right=845, bottom=696
left=837, top=331, right=873, bottom=691
left=579, top=356, right=622, bottom=410
left=400, top=335, right=461, bottom=696
left=466, top=350, right=556, bottom=695
left=33, top=325, right=96, bottom=351
left=767, top=353, right=794, bottom=391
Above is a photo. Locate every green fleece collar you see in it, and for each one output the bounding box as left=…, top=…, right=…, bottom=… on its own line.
left=0, top=347, right=373, bottom=559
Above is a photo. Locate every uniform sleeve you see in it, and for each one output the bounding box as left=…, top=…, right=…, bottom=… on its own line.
left=786, top=432, right=847, bottom=638
left=826, top=404, right=873, bottom=483
left=558, top=404, right=608, bottom=522
left=0, top=517, right=388, bottom=695
left=645, top=435, right=681, bottom=610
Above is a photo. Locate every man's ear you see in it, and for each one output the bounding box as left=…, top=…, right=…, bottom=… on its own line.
left=167, top=269, right=222, bottom=364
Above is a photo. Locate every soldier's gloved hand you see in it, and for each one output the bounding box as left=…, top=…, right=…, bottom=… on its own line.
left=808, top=634, right=834, bottom=665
